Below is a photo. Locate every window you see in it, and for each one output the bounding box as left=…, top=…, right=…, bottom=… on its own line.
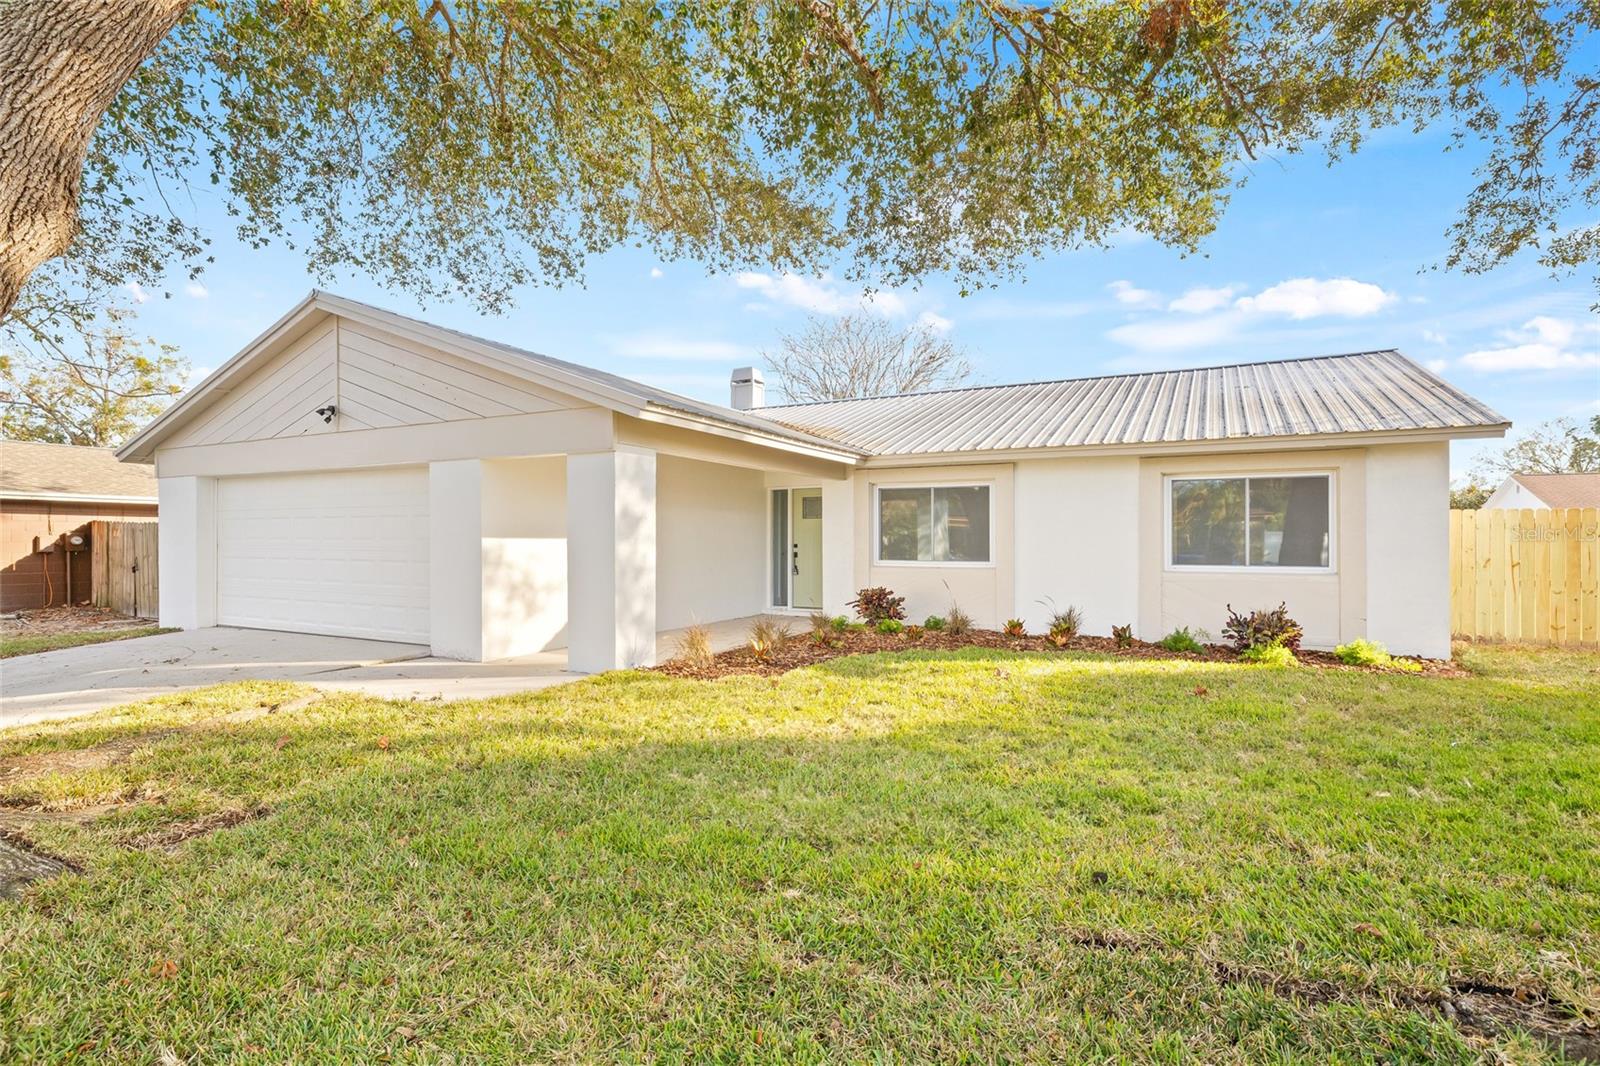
left=1169, top=474, right=1331, bottom=570
left=876, top=485, right=991, bottom=563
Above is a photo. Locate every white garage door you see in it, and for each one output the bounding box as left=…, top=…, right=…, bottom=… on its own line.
left=216, top=467, right=430, bottom=643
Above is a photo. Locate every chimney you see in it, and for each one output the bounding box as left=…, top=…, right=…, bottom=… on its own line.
left=730, top=366, right=765, bottom=410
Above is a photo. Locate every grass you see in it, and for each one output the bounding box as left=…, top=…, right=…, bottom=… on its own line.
left=0, top=644, right=1596, bottom=1063
left=0, top=625, right=171, bottom=659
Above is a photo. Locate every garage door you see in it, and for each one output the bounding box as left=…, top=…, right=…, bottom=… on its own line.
left=216, top=467, right=430, bottom=642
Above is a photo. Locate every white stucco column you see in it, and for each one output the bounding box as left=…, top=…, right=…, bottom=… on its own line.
left=820, top=476, right=856, bottom=617
left=566, top=448, right=657, bottom=672
left=156, top=475, right=216, bottom=630
left=1365, top=442, right=1451, bottom=658
left=429, top=459, right=487, bottom=660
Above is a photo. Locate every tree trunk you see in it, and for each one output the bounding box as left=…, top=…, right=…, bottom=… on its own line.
left=0, top=0, right=191, bottom=320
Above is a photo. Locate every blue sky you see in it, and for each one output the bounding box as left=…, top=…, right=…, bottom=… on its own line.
left=122, top=110, right=1596, bottom=482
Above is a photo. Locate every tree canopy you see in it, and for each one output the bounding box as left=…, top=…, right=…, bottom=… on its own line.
left=1471, top=416, right=1600, bottom=481
left=764, top=313, right=971, bottom=400
left=2, top=0, right=1596, bottom=340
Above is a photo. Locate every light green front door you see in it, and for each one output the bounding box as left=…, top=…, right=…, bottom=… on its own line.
left=791, top=489, right=823, bottom=611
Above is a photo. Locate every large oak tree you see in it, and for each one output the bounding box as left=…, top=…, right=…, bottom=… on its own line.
left=2, top=0, right=1595, bottom=336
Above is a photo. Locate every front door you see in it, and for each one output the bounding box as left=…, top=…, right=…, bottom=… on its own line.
left=791, top=489, right=822, bottom=611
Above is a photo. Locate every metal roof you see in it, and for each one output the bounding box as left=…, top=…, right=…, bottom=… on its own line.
left=754, top=350, right=1507, bottom=456
left=1, top=439, right=158, bottom=501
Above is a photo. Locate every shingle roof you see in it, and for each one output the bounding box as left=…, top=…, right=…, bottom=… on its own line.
left=753, top=350, right=1507, bottom=456
left=1511, top=473, right=1600, bottom=508
left=1, top=440, right=159, bottom=500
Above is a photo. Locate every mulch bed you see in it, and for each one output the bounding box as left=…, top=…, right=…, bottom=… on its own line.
left=1, top=605, right=151, bottom=637
left=654, top=625, right=1467, bottom=680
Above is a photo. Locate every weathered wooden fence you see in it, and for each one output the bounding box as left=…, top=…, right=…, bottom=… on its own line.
left=90, top=520, right=159, bottom=619
left=1450, top=507, right=1599, bottom=645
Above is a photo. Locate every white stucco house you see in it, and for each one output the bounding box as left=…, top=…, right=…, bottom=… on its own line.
left=118, top=291, right=1508, bottom=667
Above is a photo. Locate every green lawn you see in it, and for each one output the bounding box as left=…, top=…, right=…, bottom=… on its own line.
left=0, top=625, right=172, bottom=659
left=1, top=644, right=1596, bottom=1063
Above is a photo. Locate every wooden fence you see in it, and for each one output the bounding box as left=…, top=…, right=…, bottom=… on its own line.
left=90, top=520, right=159, bottom=619
left=1450, top=507, right=1599, bottom=645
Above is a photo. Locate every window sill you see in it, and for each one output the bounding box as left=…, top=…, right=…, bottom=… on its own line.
left=1165, top=565, right=1336, bottom=576
left=874, top=560, right=996, bottom=569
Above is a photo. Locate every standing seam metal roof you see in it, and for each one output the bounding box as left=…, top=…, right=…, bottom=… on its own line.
left=751, top=350, right=1506, bottom=456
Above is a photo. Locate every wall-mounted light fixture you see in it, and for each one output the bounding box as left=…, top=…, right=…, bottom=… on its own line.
left=316, top=405, right=337, bottom=424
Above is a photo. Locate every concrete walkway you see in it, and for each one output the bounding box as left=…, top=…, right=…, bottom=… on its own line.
left=1, top=615, right=784, bottom=729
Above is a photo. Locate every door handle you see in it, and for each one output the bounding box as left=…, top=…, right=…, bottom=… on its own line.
left=792, top=543, right=799, bottom=575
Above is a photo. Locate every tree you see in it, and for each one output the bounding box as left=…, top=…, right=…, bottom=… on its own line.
left=1449, top=483, right=1490, bottom=510
left=2, top=1, right=1596, bottom=337
left=1470, top=417, right=1600, bottom=482
left=0, top=305, right=189, bottom=447
left=763, top=314, right=971, bottom=402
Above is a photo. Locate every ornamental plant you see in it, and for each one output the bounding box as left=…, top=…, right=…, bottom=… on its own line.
left=850, top=587, right=906, bottom=623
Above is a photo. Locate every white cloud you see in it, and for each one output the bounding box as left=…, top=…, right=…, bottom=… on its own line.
left=964, top=297, right=1095, bottom=321
left=1107, top=279, right=1161, bottom=308
left=1421, top=329, right=1447, bottom=345
left=1168, top=285, right=1239, bottom=314
left=184, top=282, right=208, bottom=299
left=1424, top=358, right=1449, bottom=374
left=609, top=332, right=747, bottom=362
left=1460, top=316, right=1600, bottom=373
left=124, top=281, right=150, bottom=304
left=649, top=267, right=663, bottom=279
left=186, top=365, right=213, bottom=386
left=1234, top=277, right=1395, bottom=319
left=917, top=310, right=954, bottom=334
left=734, top=271, right=912, bottom=319
left=1107, top=312, right=1246, bottom=352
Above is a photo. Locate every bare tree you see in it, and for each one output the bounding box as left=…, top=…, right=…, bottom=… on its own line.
left=1470, top=416, right=1600, bottom=482
left=763, top=315, right=971, bottom=403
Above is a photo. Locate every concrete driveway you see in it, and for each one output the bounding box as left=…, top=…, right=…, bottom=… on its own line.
left=0, top=627, right=579, bottom=728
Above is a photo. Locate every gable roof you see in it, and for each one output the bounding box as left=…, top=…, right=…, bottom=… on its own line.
left=1509, top=472, right=1600, bottom=508
left=117, top=291, right=865, bottom=464
left=753, top=350, right=1508, bottom=457
left=1, top=440, right=159, bottom=502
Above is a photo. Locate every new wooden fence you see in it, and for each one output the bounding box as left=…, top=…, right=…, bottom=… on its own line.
left=1450, top=507, right=1599, bottom=645
left=90, top=519, right=159, bottom=619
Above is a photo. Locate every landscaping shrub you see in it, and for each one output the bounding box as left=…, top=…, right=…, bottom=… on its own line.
left=830, top=615, right=850, bottom=632
left=1158, top=627, right=1204, bottom=654
left=1111, top=624, right=1134, bottom=648
left=923, top=615, right=945, bottom=631
left=1222, top=602, right=1303, bottom=653
left=1039, top=599, right=1083, bottom=647
left=1335, top=639, right=1423, bottom=672
left=1239, top=638, right=1298, bottom=667
left=876, top=618, right=905, bottom=635
left=945, top=604, right=972, bottom=636
left=850, top=587, right=906, bottom=623
left=1003, top=618, right=1027, bottom=638
left=671, top=624, right=715, bottom=668
left=808, top=613, right=833, bottom=640
left=747, top=618, right=791, bottom=660
left=905, top=624, right=924, bottom=640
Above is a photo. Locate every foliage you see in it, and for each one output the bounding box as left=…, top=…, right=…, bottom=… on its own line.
left=1335, top=639, right=1424, bottom=673
left=0, top=306, right=188, bottom=446
left=671, top=624, right=715, bottom=669
left=876, top=618, right=905, bottom=635
left=808, top=613, right=834, bottom=638
left=1003, top=618, right=1027, bottom=638
left=746, top=618, right=791, bottom=661
left=763, top=314, right=970, bottom=402
left=1239, top=639, right=1298, bottom=668
left=1038, top=599, right=1083, bottom=647
left=1471, top=417, right=1600, bottom=481
left=1450, top=483, right=1491, bottom=510
left=904, top=624, right=923, bottom=640
left=830, top=615, right=850, bottom=632
left=14, top=0, right=1600, bottom=346
left=922, top=615, right=945, bottom=631
left=849, top=587, right=905, bottom=624
left=3, top=646, right=1594, bottom=1061
left=1158, top=628, right=1205, bottom=655
left=1111, top=624, right=1135, bottom=649
left=1222, top=603, right=1304, bottom=653
left=944, top=604, right=972, bottom=637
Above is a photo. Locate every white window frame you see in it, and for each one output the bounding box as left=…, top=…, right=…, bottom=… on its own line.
left=872, top=482, right=996, bottom=568
left=1163, top=471, right=1337, bottom=575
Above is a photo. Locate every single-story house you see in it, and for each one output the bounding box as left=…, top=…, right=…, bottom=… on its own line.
left=1482, top=472, right=1600, bottom=510
left=2, top=440, right=159, bottom=612
left=117, top=290, right=1508, bottom=666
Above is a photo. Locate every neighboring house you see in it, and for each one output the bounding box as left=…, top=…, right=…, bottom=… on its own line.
left=1, top=440, right=159, bottom=612
left=117, top=291, right=1508, bottom=665
left=1482, top=472, right=1600, bottom=510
